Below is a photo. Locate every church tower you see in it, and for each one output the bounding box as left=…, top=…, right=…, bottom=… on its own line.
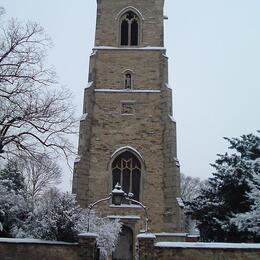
left=73, top=0, right=183, bottom=236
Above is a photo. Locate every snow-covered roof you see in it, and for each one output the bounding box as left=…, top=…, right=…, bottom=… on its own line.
left=155, top=242, right=260, bottom=249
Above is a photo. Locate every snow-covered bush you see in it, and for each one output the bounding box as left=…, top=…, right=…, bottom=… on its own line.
left=14, top=188, right=121, bottom=257
left=14, top=189, right=82, bottom=241
left=0, top=182, right=28, bottom=237
left=0, top=160, right=121, bottom=256
left=88, top=216, right=121, bottom=258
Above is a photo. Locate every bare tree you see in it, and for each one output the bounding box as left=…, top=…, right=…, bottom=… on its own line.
left=180, top=173, right=205, bottom=234
left=18, top=155, right=62, bottom=200
left=180, top=173, right=204, bottom=203
left=0, top=14, right=77, bottom=160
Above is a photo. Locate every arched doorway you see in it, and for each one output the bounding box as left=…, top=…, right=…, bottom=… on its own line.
left=113, top=225, right=133, bottom=260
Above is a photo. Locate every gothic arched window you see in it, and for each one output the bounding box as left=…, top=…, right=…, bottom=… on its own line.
left=112, top=151, right=141, bottom=202
left=120, top=11, right=139, bottom=46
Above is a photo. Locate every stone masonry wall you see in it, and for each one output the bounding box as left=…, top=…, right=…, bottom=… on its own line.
left=73, top=0, right=183, bottom=234
left=138, top=235, right=260, bottom=260
left=95, top=0, right=164, bottom=47
left=94, top=49, right=164, bottom=90
left=0, top=233, right=97, bottom=260
left=74, top=49, right=183, bottom=232
left=154, top=247, right=260, bottom=260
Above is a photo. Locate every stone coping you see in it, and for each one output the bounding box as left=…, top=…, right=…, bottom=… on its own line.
left=93, top=46, right=166, bottom=51
left=155, top=233, right=188, bottom=237
left=155, top=242, right=260, bottom=250
left=78, top=233, right=98, bottom=238
left=137, top=233, right=156, bottom=239
left=95, top=89, right=161, bottom=93
left=0, top=238, right=76, bottom=245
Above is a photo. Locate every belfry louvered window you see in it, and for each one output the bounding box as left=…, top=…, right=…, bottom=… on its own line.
left=112, top=151, right=141, bottom=202
left=120, top=11, right=139, bottom=46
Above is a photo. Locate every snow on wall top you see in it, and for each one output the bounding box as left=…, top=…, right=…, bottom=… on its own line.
left=95, top=89, right=160, bottom=93
left=0, top=238, right=76, bottom=245
left=137, top=233, right=156, bottom=239
left=155, top=242, right=260, bottom=249
left=78, top=233, right=98, bottom=238
left=155, top=233, right=187, bottom=237
left=93, top=46, right=166, bottom=51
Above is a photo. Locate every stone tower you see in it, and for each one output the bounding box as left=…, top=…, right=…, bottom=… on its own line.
left=73, top=0, right=183, bottom=236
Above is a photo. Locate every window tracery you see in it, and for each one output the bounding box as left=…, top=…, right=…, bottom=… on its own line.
left=120, top=11, right=139, bottom=46
left=112, top=151, right=141, bottom=202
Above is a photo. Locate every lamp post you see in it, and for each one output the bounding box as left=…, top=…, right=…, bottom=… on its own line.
left=87, top=183, right=149, bottom=232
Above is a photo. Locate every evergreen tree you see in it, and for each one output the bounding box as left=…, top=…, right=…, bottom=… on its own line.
left=0, top=159, right=25, bottom=193
left=188, top=132, right=260, bottom=242
left=0, top=183, right=27, bottom=237
left=231, top=171, right=260, bottom=237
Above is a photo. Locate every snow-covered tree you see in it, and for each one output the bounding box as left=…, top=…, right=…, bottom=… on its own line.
left=14, top=188, right=82, bottom=241
left=0, top=182, right=27, bottom=237
left=180, top=173, right=204, bottom=202
left=231, top=170, right=260, bottom=237
left=187, top=132, right=260, bottom=242
left=180, top=173, right=205, bottom=233
left=89, top=216, right=121, bottom=259
left=14, top=188, right=121, bottom=257
left=0, top=158, right=25, bottom=193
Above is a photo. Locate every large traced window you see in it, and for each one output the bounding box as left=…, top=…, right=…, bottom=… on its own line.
left=112, top=151, right=141, bottom=202
left=120, top=11, right=139, bottom=46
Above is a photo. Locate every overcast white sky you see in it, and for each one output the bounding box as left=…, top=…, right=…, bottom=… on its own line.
left=1, top=0, right=259, bottom=190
